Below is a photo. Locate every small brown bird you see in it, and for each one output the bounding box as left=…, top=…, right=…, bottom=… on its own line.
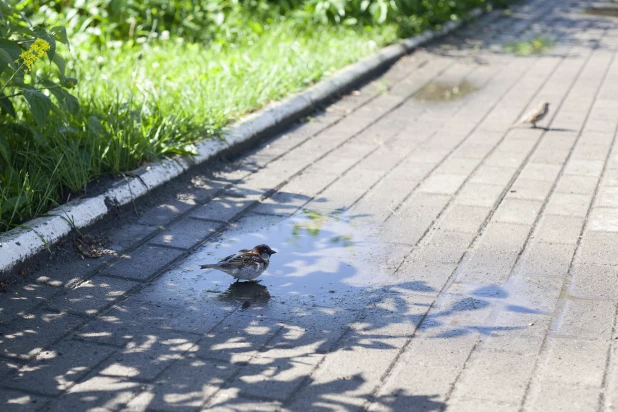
left=512, top=102, right=550, bottom=128
left=200, top=244, right=276, bottom=282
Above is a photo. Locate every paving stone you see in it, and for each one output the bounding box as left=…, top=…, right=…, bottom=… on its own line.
left=76, top=299, right=231, bottom=347
left=446, top=399, right=520, bottom=412
left=137, top=199, right=197, bottom=226
left=0, top=310, right=84, bottom=360
left=516, top=242, right=575, bottom=277
left=431, top=293, right=496, bottom=326
left=588, top=207, right=618, bottom=232
left=450, top=351, right=537, bottom=405
left=483, top=312, right=551, bottom=355
left=606, top=345, right=618, bottom=412
left=393, top=262, right=457, bottom=297
left=577, top=231, right=618, bottom=265
left=149, top=218, right=222, bottom=249
left=0, top=358, right=21, bottom=382
left=286, top=337, right=406, bottom=409
left=506, top=178, right=554, bottom=201
left=0, top=283, right=59, bottom=325
left=479, top=222, right=531, bottom=254
left=596, top=186, right=618, bottom=207
left=190, top=196, right=257, bottom=222
left=45, top=376, right=143, bottom=412
left=47, top=276, right=139, bottom=317
left=125, top=358, right=239, bottom=411
left=3, top=340, right=115, bottom=395
left=106, top=224, right=158, bottom=253
left=526, top=381, right=600, bottom=412
left=570, top=264, right=618, bottom=301
left=434, top=158, right=480, bottom=175
left=35, top=257, right=111, bottom=288
left=536, top=338, right=610, bottom=387
left=535, top=215, right=584, bottom=244
left=192, top=313, right=282, bottom=362
left=545, top=193, right=592, bottom=217
left=418, top=174, right=468, bottom=195
left=349, top=294, right=433, bottom=337
left=227, top=354, right=322, bottom=402
left=563, top=160, right=604, bottom=177
left=457, top=249, right=520, bottom=284
left=97, top=330, right=201, bottom=381
left=455, top=183, right=504, bottom=207
left=370, top=329, right=478, bottom=411
left=554, top=175, right=598, bottom=195
left=103, top=245, right=184, bottom=281
left=380, top=193, right=450, bottom=244
left=252, top=191, right=313, bottom=217
left=0, top=388, right=49, bottom=412
left=437, top=205, right=491, bottom=234
left=411, top=231, right=475, bottom=264
left=205, top=390, right=287, bottom=411
left=506, top=275, right=563, bottom=313
left=557, top=299, right=616, bottom=340
left=493, top=198, right=543, bottom=225
left=260, top=307, right=358, bottom=358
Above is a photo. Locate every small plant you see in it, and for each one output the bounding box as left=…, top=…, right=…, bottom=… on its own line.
left=504, top=35, right=555, bottom=56
left=0, top=1, right=78, bottom=127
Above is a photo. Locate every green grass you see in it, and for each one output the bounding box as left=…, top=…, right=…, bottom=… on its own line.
left=0, top=21, right=397, bottom=231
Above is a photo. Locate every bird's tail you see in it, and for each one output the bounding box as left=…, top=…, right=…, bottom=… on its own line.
left=200, top=264, right=217, bottom=269
left=510, top=120, right=523, bottom=129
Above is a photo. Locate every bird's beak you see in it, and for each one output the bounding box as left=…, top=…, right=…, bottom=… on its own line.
left=271, top=250, right=277, bottom=254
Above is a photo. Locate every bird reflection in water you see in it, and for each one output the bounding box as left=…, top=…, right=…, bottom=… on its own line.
left=218, top=281, right=271, bottom=310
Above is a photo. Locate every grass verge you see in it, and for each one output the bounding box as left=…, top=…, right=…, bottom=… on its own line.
left=0, top=22, right=397, bottom=231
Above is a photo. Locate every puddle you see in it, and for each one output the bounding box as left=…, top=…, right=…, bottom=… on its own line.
left=415, top=80, right=478, bottom=102
left=503, top=35, right=555, bottom=56
left=140, top=210, right=404, bottom=312
left=584, top=5, right=618, bottom=18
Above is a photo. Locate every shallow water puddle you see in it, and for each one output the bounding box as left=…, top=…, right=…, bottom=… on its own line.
left=144, top=210, right=404, bottom=311
left=415, top=80, right=478, bottom=102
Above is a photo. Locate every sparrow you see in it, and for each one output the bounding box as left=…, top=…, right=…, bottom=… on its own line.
left=200, top=244, right=276, bottom=282
left=512, top=102, right=550, bottom=128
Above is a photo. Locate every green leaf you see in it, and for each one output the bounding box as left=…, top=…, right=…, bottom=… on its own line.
left=42, top=80, right=79, bottom=116
left=87, top=116, right=105, bottom=137
left=0, top=91, right=16, bottom=118
left=52, top=52, right=66, bottom=78
left=22, top=89, right=51, bottom=127
left=50, top=26, right=70, bottom=49
left=33, top=27, right=56, bottom=62
left=61, top=77, right=78, bottom=89
left=0, top=134, right=11, bottom=167
left=0, top=47, right=16, bottom=74
left=0, top=39, right=22, bottom=61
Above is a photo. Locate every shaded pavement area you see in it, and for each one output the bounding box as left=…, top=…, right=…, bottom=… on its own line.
left=2, top=0, right=618, bottom=410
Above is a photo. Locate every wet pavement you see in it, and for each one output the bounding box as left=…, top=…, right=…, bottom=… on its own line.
left=3, top=0, right=618, bottom=410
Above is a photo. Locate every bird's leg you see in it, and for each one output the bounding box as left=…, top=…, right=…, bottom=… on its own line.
left=532, top=122, right=537, bottom=129
left=235, top=279, right=240, bottom=283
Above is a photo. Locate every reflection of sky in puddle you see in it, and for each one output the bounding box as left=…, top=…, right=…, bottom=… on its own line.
left=146, top=210, right=402, bottom=311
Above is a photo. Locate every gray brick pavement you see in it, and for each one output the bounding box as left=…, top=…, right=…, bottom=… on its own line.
left=2, top=0, right=618, bottom=410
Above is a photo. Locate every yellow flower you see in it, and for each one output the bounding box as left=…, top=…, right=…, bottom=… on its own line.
left=18, top=39, right=51, bottom=72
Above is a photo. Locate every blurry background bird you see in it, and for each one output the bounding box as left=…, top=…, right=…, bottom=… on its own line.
left=511, top=101, right=550, bottom=128
left=200, top=244, right=276, bottom=282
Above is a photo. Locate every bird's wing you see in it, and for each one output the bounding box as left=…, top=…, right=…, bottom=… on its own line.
left=219, top=251, right=263, bottom=269
left=515, top=109, right=536, bottom=125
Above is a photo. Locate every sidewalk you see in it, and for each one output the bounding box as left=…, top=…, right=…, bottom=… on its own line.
left=2, top=0, right=618, bottom=410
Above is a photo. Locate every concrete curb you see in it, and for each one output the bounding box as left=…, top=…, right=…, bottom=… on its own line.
left=0, top=6, right=489, bottom=274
